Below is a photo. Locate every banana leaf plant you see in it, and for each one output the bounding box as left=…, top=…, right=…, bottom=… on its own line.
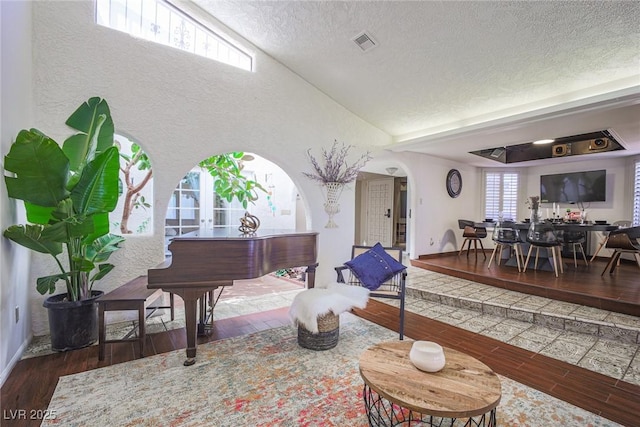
left=3, top=97, right=124, bottom=301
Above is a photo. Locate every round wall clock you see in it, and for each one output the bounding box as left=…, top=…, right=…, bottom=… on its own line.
left=446, top=169, right=462, bottom=198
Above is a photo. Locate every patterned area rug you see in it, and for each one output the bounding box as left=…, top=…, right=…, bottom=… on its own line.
left=43, top=314, right=620, bottom=427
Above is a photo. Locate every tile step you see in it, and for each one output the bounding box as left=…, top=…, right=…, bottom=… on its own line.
left=405, top=286, right=640, bottom=345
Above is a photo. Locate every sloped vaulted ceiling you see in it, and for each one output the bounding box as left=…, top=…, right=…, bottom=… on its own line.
left=190, top=0, right=640, bottom=166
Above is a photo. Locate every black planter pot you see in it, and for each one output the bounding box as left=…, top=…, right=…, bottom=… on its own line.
left=42, top=290, right=104, bottom=352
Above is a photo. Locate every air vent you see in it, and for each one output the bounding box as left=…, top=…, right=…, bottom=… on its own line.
left=490, top=148, right=505, bottom=158
left=352, top=31, right=377, bottom=52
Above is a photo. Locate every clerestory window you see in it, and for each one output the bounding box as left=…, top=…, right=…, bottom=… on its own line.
left=95, top=0, right=253, bottom=71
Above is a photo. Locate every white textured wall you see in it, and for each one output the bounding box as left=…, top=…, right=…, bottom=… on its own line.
left=1, top=0, right=34, bottom=387
left=398, top=153, right=481, bottom=258
left=25, top=1, right=390, bottom=335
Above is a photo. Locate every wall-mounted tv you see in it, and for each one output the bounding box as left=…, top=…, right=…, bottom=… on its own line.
left=540, top=169, right=606, bottom=203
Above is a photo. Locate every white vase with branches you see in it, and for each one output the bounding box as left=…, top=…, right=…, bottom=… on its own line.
left=303, top=140, right=371, bottom=228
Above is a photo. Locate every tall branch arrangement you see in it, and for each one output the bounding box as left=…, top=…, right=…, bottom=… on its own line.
left=525, top=195, right=540, bottom=211
left=303, top=140, right=372, bottom=184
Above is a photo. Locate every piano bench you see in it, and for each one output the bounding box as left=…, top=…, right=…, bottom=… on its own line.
left=97, top=275, right=175, bottom=361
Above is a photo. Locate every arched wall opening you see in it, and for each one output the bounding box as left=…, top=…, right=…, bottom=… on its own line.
left=160, top=151, right=308, bottom=252
left=113, top=133, right=154, bottom=236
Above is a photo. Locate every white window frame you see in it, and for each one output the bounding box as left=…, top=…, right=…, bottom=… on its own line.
left=483, top=170, right=521, bottom=222
left=95, top=0, right=253, bottom=71
left=633, top=158, right=640, bottom=226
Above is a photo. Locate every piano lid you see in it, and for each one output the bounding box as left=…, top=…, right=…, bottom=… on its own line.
left=171, top=227, right=316, bottom=241
left=150, top=228, right=319, bottom=286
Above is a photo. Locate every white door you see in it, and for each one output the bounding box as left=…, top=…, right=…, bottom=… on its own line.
left=365, top=178, right=394, bottom=247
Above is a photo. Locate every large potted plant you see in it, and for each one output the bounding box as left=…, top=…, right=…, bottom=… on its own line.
left=3, top=97, right=124, bottom=351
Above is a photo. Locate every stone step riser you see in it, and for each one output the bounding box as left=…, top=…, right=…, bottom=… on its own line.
left=406, top=287, right=640, bottom=345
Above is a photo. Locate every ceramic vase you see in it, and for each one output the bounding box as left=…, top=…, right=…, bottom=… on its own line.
left=323, top=182, right=344, bottom=228
left=409, top=341, right=446, bottom=372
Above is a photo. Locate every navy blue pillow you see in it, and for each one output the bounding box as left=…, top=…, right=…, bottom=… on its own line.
left=345, top=243, right=406, bottom=290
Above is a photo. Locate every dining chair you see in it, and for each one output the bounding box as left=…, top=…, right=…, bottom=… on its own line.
left=590, top=220, right=632, bottom=262
left=600, top=225, right=640, bottom=275
left=560, top=230, right=588, bottom=268
left=487, top=221, right=524, bottom=272
left=457, top=219, right=487, bottom=259
left=523, top=221, right=564, bottom=277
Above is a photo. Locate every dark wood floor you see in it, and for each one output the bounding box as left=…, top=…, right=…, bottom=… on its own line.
left=2, top=256, right=639, bottom=426
left=413, top=251, right=640, bottom=316
left=0, top=307, right=294, bottom=427
left=2, top=295, right=639, bottom=426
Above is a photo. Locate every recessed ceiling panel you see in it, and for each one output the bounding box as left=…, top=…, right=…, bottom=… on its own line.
left=469, top=130, right=625, bottom=164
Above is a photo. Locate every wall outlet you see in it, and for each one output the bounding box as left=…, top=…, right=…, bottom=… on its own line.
left=15, top=306, right=19, bottom=323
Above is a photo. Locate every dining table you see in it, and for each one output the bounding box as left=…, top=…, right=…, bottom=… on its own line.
left=475, top=221, right=619, bottom=271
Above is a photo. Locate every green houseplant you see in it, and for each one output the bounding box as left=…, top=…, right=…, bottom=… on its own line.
left=3, top=97, right=124, bottom=351
left=198, top=152, right=266, bottom=208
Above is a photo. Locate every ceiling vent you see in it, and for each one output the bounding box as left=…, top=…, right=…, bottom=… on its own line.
left=490, top=148, right=505, bottom=158
left=352, top=31, right=377, bottom=52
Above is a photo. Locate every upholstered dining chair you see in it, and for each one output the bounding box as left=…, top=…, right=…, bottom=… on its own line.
left=523, top=221, right=564, bottom=277
left=560, top=230, right=588, bottom=268
left=457, top=220, right=487, bottom=259
left=600, top=225, right=640, bottom=275
left=335, top=244, right=407, bottom=340
left=487, top=221, right=524, bottom=272
left=590, top=220, right=632, bottom=262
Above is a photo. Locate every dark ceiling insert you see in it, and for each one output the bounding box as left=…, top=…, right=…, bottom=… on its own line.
left=470, top=130, right=625, bottom=164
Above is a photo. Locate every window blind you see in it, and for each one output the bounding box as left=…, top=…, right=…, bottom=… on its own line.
left=485, top=172, right=519, bottom=221
left=633, top=160, right=640, bottom=226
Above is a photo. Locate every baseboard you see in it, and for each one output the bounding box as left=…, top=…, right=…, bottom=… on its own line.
left=0, top=333, right=32, bottom=388
left=417, top=250, right=482, bottom=259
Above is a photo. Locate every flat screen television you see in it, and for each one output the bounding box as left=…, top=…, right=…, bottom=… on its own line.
left=540, top=169, right=606, bottom=203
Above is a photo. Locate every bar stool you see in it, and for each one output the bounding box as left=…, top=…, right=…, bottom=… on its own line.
left=590, top=220, right=632, bottom=262
left=457, top=219, right=487, bottom=259
left=601, top=225, right=640, bottom=275
left=523, top=221, right=564, bottom=277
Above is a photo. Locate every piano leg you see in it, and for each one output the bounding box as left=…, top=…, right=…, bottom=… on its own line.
left=165, top=288, right=209, bottom=366
left=198, top=295, right=207, bottom=336
left=306, top=263, right=318, bottom=288
left=183, top=295, right=200, bottom=366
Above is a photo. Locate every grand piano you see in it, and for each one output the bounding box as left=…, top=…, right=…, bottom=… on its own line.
left=148, top=228, right=318, bottom=365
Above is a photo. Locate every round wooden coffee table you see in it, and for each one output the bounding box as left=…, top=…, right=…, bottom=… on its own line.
left=359, top=341, right=501, bottom=426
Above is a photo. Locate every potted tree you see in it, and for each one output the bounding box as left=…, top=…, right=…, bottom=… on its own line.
left=3, top=97, right=124, bottom=351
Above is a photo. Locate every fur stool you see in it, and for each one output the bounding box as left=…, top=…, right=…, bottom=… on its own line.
left=289, top=282, right=369, bottom=351
left=297, top=311, right=340, bottom=350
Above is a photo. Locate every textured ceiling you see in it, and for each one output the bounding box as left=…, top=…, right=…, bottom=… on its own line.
left=190, top=0, right=640, bottom=167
